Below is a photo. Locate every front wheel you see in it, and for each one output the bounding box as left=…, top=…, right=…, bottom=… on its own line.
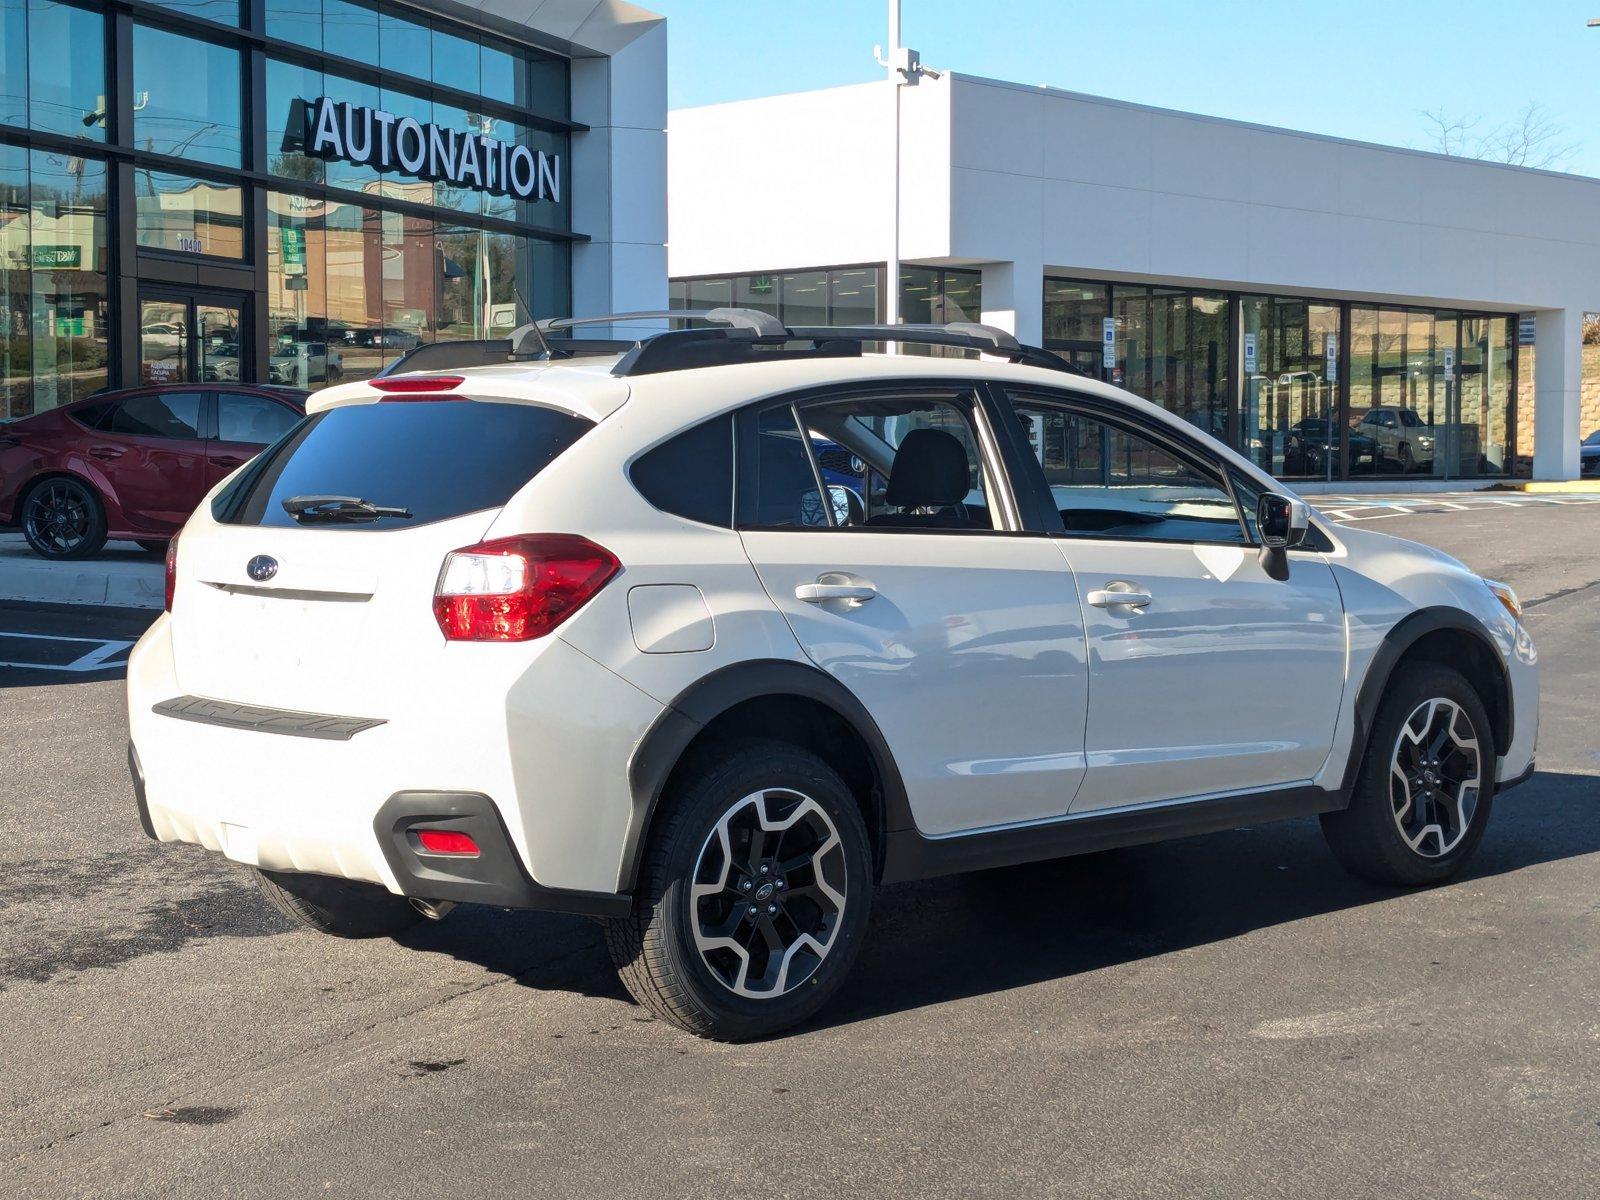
left=1321, top=664, right=1495, bottom=886
left=604, top=739, right=873, bottom=1041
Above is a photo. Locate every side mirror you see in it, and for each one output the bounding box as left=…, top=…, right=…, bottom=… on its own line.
left=1256, top=492, right=1311, bottom=581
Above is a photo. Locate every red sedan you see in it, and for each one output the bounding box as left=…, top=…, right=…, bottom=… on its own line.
left=0, top=384, right=306, bottom=560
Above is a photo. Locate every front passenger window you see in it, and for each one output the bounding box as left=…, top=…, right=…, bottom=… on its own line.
left=1013, top=402, right=1247, bottom=544
left=747, top=393, right=998, bottom=531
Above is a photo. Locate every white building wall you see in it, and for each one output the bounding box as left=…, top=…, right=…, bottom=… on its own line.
left=668, top=84, right=895, bottom=279
left=668, top=74, right=1600, bottom=478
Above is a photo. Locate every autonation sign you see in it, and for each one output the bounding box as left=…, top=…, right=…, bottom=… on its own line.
left=302, top=96, right=561, bottom=204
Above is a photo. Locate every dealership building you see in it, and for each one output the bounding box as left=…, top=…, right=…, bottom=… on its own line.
left=670, top=75, right=1600, bottom=484
left=0, top=0, right=665, bottom=415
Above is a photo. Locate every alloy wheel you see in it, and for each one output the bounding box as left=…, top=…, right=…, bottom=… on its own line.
left=689, top=788, right=848, bottom=999
left=24, top=481, right=93, bottom=556
left=1389, top=697, right=1481, bottom=858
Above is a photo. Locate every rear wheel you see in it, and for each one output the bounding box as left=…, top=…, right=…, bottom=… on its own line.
left=252, top=867, right=424, bottom=938
left=604, top=739, right=873, bottom=1041
left=1321, top=664, right=1495, bottom=886
left=21, top=476, right=107, bottom=560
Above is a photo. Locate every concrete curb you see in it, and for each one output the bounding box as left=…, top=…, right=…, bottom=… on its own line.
left=1495, top=480, right=1600, bottom=494
left=0, top=536, right=164, bottom=609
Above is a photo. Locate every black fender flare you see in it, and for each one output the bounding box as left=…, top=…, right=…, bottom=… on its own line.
left=621, top=659, right=913, bottom=891
left=1340, top=605, right=1512, bottom=791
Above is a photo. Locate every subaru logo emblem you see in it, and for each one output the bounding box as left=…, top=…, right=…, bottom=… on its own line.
left=246, top=555, right=279, bottom=582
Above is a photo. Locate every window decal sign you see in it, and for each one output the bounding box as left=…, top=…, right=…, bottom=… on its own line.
left=1101, top=316, right=1116, bottom=369
left=300, top=97, right=560, bottom=204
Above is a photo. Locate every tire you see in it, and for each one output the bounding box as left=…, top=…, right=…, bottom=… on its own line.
left=21, top=476, right=108, bottom=560
left=1321, top=663, right=1496, bottom=886
left=604, top=738, right=874, bottom=1041
left=252, top=867, right=424, bottom=938
left=135, top=539, right=168, bottom=555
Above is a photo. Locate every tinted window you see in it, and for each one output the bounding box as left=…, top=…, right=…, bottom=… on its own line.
left=791, top=394, right=994, bottom=530
left=107, top=393, right=202, bottom=439
left=630, top=415, right=733, bottom=527
left=213, top=400, right=592, bottom=529
left=749, top=407, right=831, bottom=528
left=1012, top=400, right=1246, bottom=544
left=218, top=393, right=299, bottom=444
left=71, top=402, right=115, bottom=430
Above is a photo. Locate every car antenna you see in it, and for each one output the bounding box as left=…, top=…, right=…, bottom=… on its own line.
left=508, top=282, right=561, bottom=360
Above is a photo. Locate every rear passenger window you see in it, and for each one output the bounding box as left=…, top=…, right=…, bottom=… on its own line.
left=630, top=415, right=733, bottom=527
left=218, top=393, right=300, bottom=445
left=107, top=393, right=202, bottom=439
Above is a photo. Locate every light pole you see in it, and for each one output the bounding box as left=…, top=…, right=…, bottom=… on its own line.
left=873, top=1, right=939, bottom=328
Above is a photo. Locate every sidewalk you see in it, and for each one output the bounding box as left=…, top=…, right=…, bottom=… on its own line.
left=0, top=532, right=164, bottom=609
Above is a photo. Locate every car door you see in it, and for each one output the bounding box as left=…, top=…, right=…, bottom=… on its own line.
left=736, top=383, right=1090, bottom=836
left=207, top=390, right=302, bottom=487
left=1001, top=390, right=1347, bottom=814
left=94, top=391, right=210, bottom=532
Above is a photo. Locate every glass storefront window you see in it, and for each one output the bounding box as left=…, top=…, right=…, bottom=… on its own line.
left=324, top=0, right=379, bottom=64
left=266, top=59, right=326, bottom=184
left=432, top=26, right=480, bottom=94
left=829, top=267, right=878, bottom=326
left=266, top=190, right=565, bottom=393
left=134, top=171, right=245, bottom=259
left=780, top=271, right=828, bottom=326
left=1043, top=279, right=1109, bottom=377
left=377, top=86, right=434, bottom=206
left=1, top=144, right=29, bottom=418
left=133, top=25, right=243, bottom=167
left=265, top=0, right=321, bottom=47
left=1242, top=295, right=1340, bottom=480
left=28, top=148, right=109, bottom=411
left=144, top=0, right=240, bottom=25
left=380, top=7, right=432, bottom=76
left=0, top=0, right=26, bottom=128
left=28, top=0, right=107, bottom=141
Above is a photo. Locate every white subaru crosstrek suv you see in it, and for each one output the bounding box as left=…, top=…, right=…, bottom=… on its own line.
left=127, top=312, right=1538, bottom=1041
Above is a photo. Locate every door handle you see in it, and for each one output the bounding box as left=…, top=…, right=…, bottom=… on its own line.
left=213, top=455, right=245, bottom=468
left=795, top=576, right=877, bottom=606
left=1086, top=583, right=1153, bottom=610
left=88, top=446, right=125, bottom=460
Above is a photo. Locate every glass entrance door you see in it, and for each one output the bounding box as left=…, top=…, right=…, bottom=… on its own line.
left=138, top=290, right=247, bottom=386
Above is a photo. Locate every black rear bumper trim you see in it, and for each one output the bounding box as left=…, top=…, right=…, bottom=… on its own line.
left=128, top=742, right=156, bottom=840
left=153, top=695, right=385, bottom=740
left=374, top=791, right=631, bottom=919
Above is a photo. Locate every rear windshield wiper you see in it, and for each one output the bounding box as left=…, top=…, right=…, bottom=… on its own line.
left=282, top=495, right=413, bottom=522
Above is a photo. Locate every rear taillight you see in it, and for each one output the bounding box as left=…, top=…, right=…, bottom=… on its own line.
left=433, top=534, right=619, bottom=642
left=164, top=533, right=179, bottom=613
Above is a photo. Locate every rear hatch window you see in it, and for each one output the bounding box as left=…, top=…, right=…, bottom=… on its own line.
left=213, top=399, right=593, bottom=529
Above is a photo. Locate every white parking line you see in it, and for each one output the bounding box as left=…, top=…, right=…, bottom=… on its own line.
left=0, top=631, right=135, bottom=673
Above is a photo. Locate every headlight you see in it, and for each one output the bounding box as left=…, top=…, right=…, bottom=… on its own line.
left=1417, top=436, right=1434, bottom=449
left=1483, top=578, right=1522, bottom=621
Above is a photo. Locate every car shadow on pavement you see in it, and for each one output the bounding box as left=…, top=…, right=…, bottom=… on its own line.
left=809, top=769, right=1600, bottom=1034
left=405, top=771, right=1598, bottom=1031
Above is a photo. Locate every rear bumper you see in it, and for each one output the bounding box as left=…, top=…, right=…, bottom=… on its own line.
left=128, top=743, right=628, bottom=917
left=127, top=610, right=662, bottom=905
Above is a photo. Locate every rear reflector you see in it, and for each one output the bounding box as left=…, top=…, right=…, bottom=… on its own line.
left=371, top=375, right=464, bottom=394
left=164, top=532, right=179, bottom=613
left=415, top=829, right=480, bottom=857
left=433, top=533, right=620, bottom=642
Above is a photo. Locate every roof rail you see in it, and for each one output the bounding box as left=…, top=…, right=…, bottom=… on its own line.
left=615, top=320, right=1082, bottom=378
left=377, top=313, right=1083, bottom=380
left=539, top=308, right=788, bottom=338
left=378, top=309, right=781, bottom=377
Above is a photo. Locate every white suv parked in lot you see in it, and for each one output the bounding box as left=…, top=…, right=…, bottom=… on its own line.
left=127, top=312, right=1538, bottom=1040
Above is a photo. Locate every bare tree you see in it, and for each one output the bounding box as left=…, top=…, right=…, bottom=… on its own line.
left=1419, top=102, right=1577, bottom=170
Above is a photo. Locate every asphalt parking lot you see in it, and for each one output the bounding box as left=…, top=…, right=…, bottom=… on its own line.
left=1, top=497, right=1596, bottom=1199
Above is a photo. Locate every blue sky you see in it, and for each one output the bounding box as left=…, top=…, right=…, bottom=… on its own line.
left=648, top=0, right=1600, bottom=177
